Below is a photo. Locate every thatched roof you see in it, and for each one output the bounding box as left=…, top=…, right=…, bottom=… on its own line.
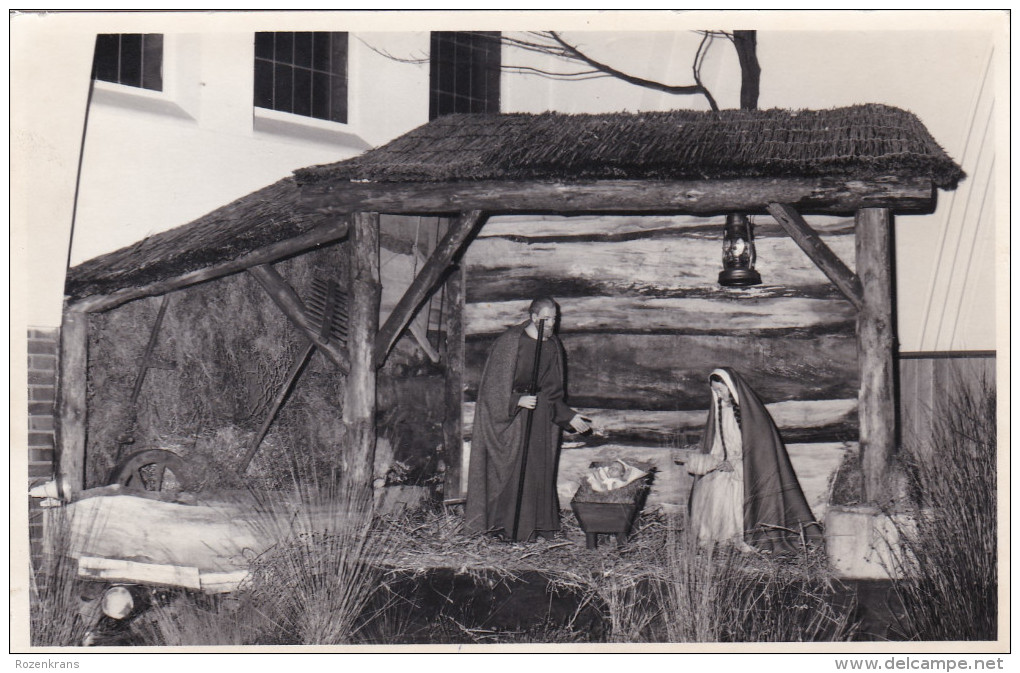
left=65, top=177, right=323, bottom=301
left=295, top=104, right=964, bottom=189
left=66, top=104, right=963, bottom=304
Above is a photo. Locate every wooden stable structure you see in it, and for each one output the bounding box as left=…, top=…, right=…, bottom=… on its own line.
left=59, top=105, right=963, bottom=506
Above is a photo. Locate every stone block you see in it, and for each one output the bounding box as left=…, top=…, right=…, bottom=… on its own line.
left=824, top=505, right=917, bottom=580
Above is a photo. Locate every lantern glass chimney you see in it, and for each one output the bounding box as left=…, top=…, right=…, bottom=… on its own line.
left=718, top=213, right=762, bottom=287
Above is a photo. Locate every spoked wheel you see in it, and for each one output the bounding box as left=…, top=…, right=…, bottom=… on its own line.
left=113, top=449, right=194, bottom=493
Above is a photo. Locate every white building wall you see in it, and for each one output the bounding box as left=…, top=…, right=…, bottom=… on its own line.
left=71, top=31, right=431, bottom=267
left=14, top=14, right=1004, bottom=354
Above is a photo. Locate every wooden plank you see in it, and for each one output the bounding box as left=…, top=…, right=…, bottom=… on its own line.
left=466, top=296, right=856, bottom=337
left=477, top=213, right=855, bottom=241
left=375, top=210, right=485, bottom=368
left=56, top=308, right=88, bottom=497
left=767, top=203, right=863, bottom=310
left=855, top=208, right=897, bottom=502
left=78, top=556, right=202, bottom=591
left=301, top=176, right=937, bottom=217
left=343, top=213, right=381, bottom=493
left=897, top=358, right=920, bottom=452
left=442, top=263, right=466, bottom=500
left=246, top=264, right=350, bottom=374
left=70, top=218, right=350, bottom=314
left=464, top=398, right=858, bottom=447
left=56, top=493, right=362, bottom=574
left=200, top=570, right=250, bottom=594
left=916, top=357, right=935, bottom=451
left=462, top=226, right=856, bottom=303
left=465, top=332, right=859, bottom=411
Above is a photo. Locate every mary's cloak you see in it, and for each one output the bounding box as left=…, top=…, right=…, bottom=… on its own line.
left=695, top=367, right=824, bottom=553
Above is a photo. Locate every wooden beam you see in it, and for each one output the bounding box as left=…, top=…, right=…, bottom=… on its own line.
left=56, top=308, right=88, bottom=496
left=69, top=218, right=350, bottom=314
left=343, top=212, right=381, bottom=495
left=442, top=263, right=466, bottom=501
left=767, top=202, right=864, bottom=310
left=78, top=556, right=202, bottom=591
left=246, top=264, right=350, bottom=374
left=301, top=177, right=936, bottom=217
left=375, top=211, right=485, bottom=367
left=237, top=340, right=316, bottom=474
left=855, top=208, right=898, bottom=503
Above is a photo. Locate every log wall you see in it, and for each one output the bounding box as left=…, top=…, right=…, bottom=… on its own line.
left=460, top=213, right=860, bottom=509
left=462, top=214, right=860, bottom=445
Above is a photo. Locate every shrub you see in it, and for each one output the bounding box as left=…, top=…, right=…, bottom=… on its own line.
left=890, top=378, right=997, bottom=640
left=654, top=513, right=858, bottom=643
left=29, top=509, right=99, bottom=647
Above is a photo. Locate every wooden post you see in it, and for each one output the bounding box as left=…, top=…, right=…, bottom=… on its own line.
left=442, top=261, right=465, bottom=501
left=855, top=208, right=897, bottom=502
left=56, top=309, right=88, bottom=496
left=343, top=212, right=381, bottom=495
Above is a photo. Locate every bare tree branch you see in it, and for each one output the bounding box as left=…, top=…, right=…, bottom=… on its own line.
left=545, top=31, right=719, bottom=109
left=360, top=29, right=759, bottom=113
left=501, top=64, right=611, bottom=81
left=357, top=35, right=429, bottom=65
left=691, top=31, right=721, bottom=112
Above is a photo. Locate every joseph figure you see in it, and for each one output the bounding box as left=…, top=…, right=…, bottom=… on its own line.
left=465, top=297, right=591, bottom=542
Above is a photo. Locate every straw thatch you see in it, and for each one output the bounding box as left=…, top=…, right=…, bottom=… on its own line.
left=66, top=104, right=962, bottom=302
left=65, top=177, right=324, bottom=301
left=295, top=105, right=964, bottom=189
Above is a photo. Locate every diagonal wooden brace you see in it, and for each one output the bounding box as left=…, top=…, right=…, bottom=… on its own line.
left=247, top=264, right=350, bottom=374
left=374, top=210, right=486, bottom=368
left=767, top=202, right=864, bottom=310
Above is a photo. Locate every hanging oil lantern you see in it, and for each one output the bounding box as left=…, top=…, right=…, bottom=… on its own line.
left=718, top=213, right=762, bottom=287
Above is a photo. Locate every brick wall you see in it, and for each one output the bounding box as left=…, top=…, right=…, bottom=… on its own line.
left=27, top=328, right=59, bottom=567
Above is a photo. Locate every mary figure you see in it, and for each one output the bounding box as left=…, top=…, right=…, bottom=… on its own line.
left=686, top=368, right=823, bottom=553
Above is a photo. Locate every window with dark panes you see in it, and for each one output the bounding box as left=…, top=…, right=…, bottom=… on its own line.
left=92, top=34, right=164, bottom=91
left=254, top=32, right=348, bottom=124
left=429, top=32, right=501, bottom=120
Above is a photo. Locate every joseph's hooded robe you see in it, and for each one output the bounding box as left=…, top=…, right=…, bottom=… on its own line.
left=689, top=367, right=823, bottom=553
left=465, top=320, right=577, bottom=541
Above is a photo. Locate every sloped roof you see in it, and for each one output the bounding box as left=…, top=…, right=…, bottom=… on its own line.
left=66, top=104, right=964, bottom=304
left=295, top=104, right=964, bottom=189
left=65, top=177, right=321, bottom=301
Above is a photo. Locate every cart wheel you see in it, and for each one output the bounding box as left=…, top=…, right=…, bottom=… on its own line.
left=113, top=449, right=193, bottom=493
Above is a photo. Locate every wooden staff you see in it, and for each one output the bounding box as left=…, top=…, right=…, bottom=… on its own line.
left=511, top=318, right=546, bottom=542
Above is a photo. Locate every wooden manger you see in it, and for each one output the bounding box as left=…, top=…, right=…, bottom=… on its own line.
left=570, top=461, right=654, bottom=549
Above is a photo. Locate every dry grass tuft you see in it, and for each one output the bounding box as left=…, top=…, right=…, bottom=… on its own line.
left=890, top=378, right=997, bottom=641
left=30, top=510, right=101, bottom=647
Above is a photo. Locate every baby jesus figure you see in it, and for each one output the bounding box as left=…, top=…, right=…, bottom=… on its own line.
left=586, top=459, right=642, bottom=493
